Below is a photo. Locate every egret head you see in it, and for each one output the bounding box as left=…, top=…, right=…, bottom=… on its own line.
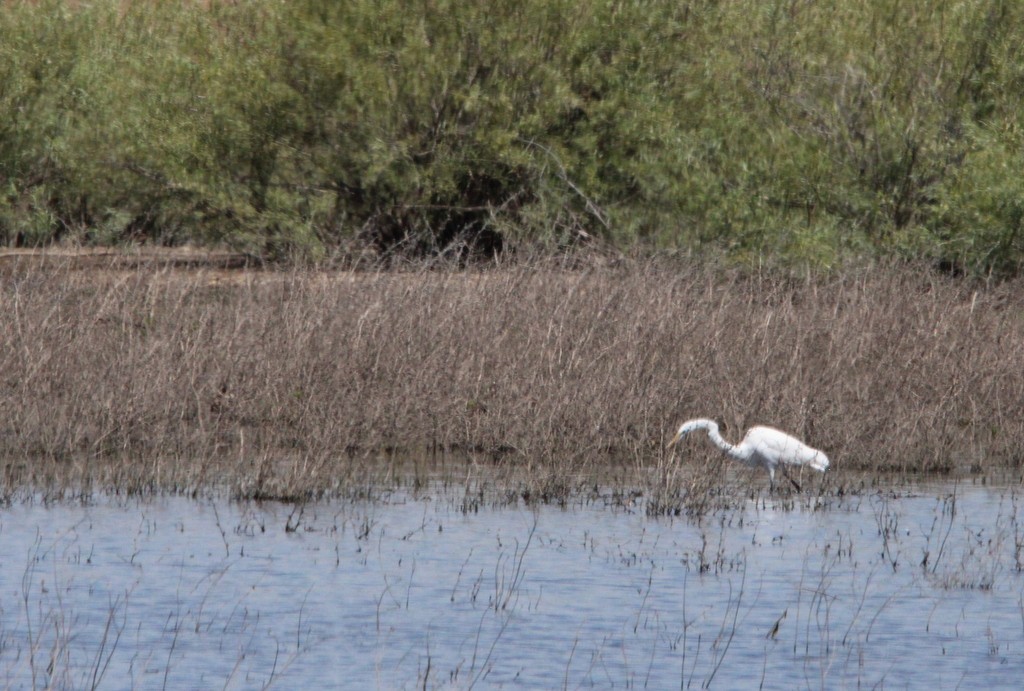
left=663, top=421, right=704, bottom=448
left=810, top=451, right=830, bottom=472
left=666, top=419, right=716, bottom=449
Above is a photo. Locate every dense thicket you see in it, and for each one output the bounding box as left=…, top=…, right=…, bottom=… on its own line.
left=2, top=1, right=1024, bottom=272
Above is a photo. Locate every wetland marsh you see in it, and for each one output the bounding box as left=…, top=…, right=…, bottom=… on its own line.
left=2, top=255, right=1023, bottom=688
left=3, top=479, right=1023, bottom=688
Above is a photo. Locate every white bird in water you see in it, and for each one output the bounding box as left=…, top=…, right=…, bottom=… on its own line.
left=667, top=418, right=829, bottom=491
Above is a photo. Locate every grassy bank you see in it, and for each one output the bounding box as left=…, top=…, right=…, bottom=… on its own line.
left=2, top=1, right=1024, bottom=273
left=2, top=254, right=1022, bottom=500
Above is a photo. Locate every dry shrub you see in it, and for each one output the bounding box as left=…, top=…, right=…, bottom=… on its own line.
left=1, top=253, right=1022, bottom=496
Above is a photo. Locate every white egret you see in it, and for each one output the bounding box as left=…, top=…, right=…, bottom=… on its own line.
left=667, top=418, right=829, bottom=491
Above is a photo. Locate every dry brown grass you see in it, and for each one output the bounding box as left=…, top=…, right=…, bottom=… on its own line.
left=2, top=250, right=1023, bottom=500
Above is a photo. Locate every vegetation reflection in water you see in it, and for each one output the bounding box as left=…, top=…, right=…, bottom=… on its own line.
left=1, top=480, right=1022, bottom=689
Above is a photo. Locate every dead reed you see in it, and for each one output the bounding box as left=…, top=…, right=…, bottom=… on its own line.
left=2, top=252, right=1023, bottom=497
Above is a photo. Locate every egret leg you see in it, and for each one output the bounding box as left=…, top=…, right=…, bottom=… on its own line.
left=780, top=465, right=802, bottom=492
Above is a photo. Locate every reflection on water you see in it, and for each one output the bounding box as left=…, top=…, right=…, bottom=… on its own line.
left=0, top=482, right=1021, bottom=688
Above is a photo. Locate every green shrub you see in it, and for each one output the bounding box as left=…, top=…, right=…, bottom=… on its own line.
left=1, top=0, right=1023, bottom=273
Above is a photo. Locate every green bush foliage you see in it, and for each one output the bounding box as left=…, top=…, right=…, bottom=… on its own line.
left=1, top=0, right=1023, bottom=272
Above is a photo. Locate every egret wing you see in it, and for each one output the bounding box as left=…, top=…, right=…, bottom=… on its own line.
left=745, top=426, right=829, bottom=471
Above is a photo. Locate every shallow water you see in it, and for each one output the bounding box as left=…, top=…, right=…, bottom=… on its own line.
left=1, top=482, right=1022, bottom=689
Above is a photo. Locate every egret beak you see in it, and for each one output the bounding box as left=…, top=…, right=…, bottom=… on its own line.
left=666, top=431, right=683, bottom=449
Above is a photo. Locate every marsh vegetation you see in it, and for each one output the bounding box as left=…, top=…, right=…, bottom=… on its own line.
left=2, top=254, right=1022, bottom=504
